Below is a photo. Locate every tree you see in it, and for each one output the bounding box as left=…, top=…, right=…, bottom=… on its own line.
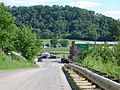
left=9, top=5, right=116, bottom=40
left=45, top=43, right=49, bottom=47
left=59, top=39, right=69, bottom=47
left=41, top=29, right=54, bottom=39
left=13, top=26, right=41, bottom=61
left=0, top=3, right=16, bottom=53
left=67, top=31, right=83, bottom=39
left=87, top=29, right=100, bottom=41
left=110, top=20, right=120, bottom=41
left=113, top=42, right=120, bottom=65
left=50, top=37, right=58, bottom=48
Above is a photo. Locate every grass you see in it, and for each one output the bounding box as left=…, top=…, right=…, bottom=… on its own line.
left=40, top=39, right=91, bottom=57
left=0, top=50, right=38, bottom=70
left=41, top=47, right=69, bottom=58
left=41, top=47, right=69, bottom=53
left=41, top=39, right=70, bottom=57
left=80, top=56, right=120, bottom=78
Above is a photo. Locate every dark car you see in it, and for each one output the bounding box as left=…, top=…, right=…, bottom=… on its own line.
left=49, top=55, right=57, bottom=59
left=38, top=57, right=42, bottom=62
left=61, top=58, right=69, bottom=63
left=41, top=56, right=47, bottom=58
left=38, top=56, right=47, bottom=62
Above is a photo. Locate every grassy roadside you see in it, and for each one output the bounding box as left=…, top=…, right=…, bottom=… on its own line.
left=0, top=50, right=38, bottom=70
left=81, top=56, right=120, bottom=78
left=74, top=43, right=120, bottom=78
left=75, top=55, right=120, bottom=78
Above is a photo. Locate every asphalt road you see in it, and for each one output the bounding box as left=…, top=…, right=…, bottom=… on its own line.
left=0, top=59, right=71, bottom=90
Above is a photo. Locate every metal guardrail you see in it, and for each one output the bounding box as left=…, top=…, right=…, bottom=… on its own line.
left=65, top=64, right=120, bottom=90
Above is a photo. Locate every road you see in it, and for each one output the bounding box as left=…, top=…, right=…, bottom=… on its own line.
left=0, top=59, right=71, bottom=90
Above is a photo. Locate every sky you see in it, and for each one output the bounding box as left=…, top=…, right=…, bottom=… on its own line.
left=0, top=0, right=120, bottom=20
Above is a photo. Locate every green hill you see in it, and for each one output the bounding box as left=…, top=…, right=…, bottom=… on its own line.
left=9, top=5, right=119, bottom=41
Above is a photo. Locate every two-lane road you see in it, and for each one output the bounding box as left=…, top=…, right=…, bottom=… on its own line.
left=0, top=59, right=71, bottom=90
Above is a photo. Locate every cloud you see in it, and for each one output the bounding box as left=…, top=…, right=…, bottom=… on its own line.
left=67, top=1, right=101, bottom=8
left=101, top=11, right=120, bottom=19
left=0, top=0, right=58, bottom=6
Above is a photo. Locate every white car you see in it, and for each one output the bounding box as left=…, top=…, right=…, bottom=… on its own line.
left=41, top=52, right=50, bottom=58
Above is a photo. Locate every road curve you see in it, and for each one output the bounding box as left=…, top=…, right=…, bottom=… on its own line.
left=0, top=59, right=71, bottom=90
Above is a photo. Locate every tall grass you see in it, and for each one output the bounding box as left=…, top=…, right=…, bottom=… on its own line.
left=81, top=55, right=120, bottom=78
left=76, top=44, right=120, bottom=78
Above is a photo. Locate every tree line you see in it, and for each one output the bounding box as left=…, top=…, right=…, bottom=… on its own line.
left=0, top=3, right=41, bottom=62
left=9, top=5, right=120, bottom=41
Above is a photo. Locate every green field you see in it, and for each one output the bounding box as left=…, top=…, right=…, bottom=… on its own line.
left=41, top=39, right=91, bottom=47
left=40, top=39, right=91, bottom=57
left=42, top=47, right=69, bottom=53
left=41, top=47, right=69, bottom=58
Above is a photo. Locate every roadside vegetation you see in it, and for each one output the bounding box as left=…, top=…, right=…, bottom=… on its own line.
left=0, top=3, right=41, bottom=70
left=0, top=50, right=37, bottom=70
left=75, top=20, right=120, bottom=78
left=76, top=43, right=120, bottom=78
left=1, top=2, right=120, bottom=73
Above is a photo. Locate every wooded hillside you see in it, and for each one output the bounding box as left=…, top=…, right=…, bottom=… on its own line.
left=9, top=5, right=119, bottom=41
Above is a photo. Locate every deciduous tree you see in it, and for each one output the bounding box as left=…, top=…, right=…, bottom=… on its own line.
left=0, top=3, right=16, bottom=53
left=14, top=26, right=41, bottom=61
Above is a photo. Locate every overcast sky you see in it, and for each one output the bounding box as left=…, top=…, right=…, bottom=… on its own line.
left=0, top=0, right=120, bottom=20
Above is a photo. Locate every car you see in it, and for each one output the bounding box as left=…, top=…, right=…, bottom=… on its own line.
left=49, top=55, right=57, bottom=59
left=41, top=56, right=47, bottom=58
left=41, top=52, right=50, bottom=58
left=38, top=57, right=42, bottom=62
left=38, top=56, right=47, bottom=62
left=61, top=58, right=69, bottom=63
